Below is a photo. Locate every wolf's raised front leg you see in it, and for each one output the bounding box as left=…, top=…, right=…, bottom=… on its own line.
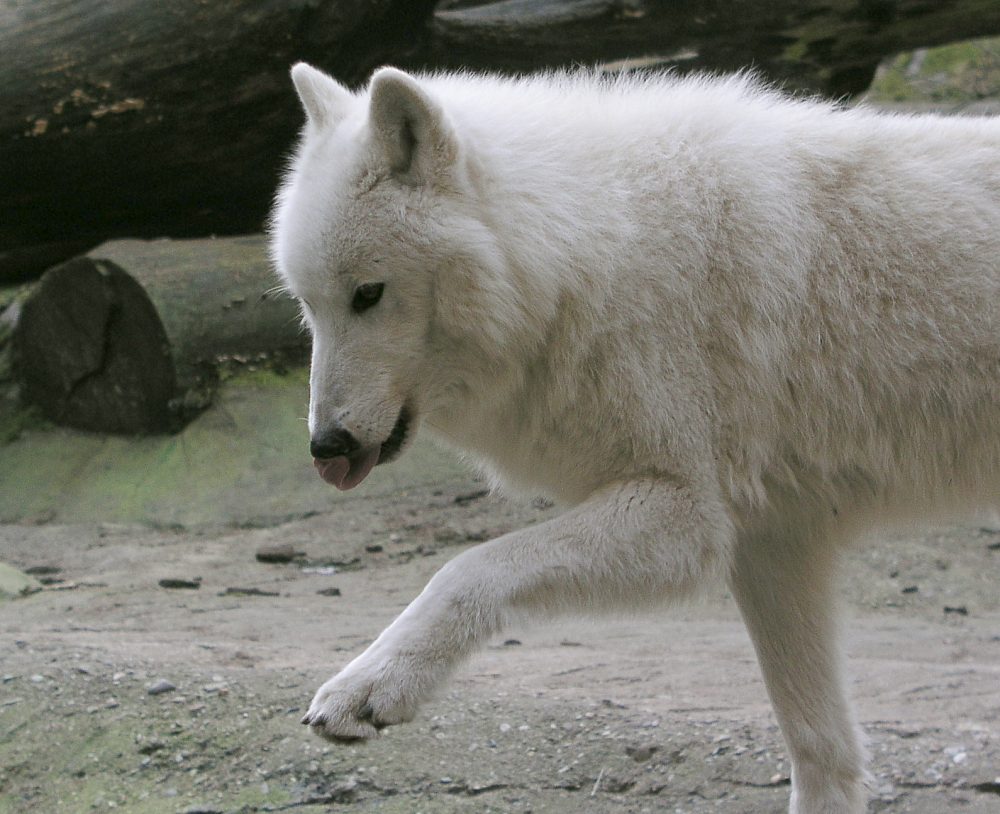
left=729, top=525, right=867, bottom=814
left=302, top=478, right=731, bottom=741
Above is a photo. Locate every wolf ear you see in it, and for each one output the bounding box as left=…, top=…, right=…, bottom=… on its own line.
left=291, top=62, right=352, bottom=129
left=368, top=67, right=456, bottom=182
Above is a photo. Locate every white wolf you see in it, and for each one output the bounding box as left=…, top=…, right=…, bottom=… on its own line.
left=270, top=62, right=1000, bottom=814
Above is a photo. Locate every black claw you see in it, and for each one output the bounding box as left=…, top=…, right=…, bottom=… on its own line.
left=300, top=713, right=312, bottom=725
left=358, top=703, right=374, bottom=721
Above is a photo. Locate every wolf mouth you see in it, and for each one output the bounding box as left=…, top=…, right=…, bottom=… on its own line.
left=313, top=405, right=413, bottom=491
left=378, top=404, right=411, bottom=465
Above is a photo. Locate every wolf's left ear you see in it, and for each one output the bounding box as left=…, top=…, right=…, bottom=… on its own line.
left=368, top=67, right=457, bottom=182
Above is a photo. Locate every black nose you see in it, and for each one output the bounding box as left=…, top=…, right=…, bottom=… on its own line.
left=310, top=427, right=359, bottom=459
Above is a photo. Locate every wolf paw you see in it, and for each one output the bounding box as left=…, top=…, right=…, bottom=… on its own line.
left=301, top=654, right=424, bottom=742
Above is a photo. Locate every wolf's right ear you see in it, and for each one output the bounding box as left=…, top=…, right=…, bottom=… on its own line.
left=291, top=62, right=352, bottom=129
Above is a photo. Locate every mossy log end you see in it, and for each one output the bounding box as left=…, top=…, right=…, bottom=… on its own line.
left=11, top=236, right=306, bottom=434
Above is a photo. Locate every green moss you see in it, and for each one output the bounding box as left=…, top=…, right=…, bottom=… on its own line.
left=0, top=701, right=294, bottom=814
left=0, top=366, right=468, bottom=527
left=867, top=36, right=1000, bottom=103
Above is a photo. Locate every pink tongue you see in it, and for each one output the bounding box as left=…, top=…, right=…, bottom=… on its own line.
left=313, top=448, right=380, bottom=491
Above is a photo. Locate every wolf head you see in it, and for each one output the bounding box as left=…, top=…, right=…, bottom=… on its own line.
left=270, top=63, right=529, bottom=490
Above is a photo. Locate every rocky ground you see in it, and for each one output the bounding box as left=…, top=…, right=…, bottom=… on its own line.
left=1, top=469, right=999, bottom=814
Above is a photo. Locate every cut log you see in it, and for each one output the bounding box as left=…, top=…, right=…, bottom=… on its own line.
left=11, top=235, right=305, bottom=434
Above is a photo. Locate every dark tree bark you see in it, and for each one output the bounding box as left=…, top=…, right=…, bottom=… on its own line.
left=0, top=0, right=438, bottom=251
left=2, top=0, right=998, bottom=256
left=10, top=236, right=305, bottom=434
left=432, top=1, right=1000, bottom=98
left=0, top=241, right=97, bottom=286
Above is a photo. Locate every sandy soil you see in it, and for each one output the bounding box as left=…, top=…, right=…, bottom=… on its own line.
left=1, top=473, right=999, bottom=813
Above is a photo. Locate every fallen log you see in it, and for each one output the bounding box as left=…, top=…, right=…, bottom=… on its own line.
left=0, top=0, right=438, bottom=251
left=11, top=235, right=305, bottom=434
left=432, top=1, right=1000, bottom=97
left=4, top=0, right=1000, bottom=255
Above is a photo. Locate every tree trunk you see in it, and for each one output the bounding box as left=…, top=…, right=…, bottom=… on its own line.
left=432, top=1, right=1000, bottom=98
left=10, top=235, right=305, bottom=434
left=0, top=0, right=438, bottom=251
left=3, top=0, right=998, bottom=255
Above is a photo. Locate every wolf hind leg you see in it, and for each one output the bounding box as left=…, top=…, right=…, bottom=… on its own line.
left=729, top=522, right=868, bottom=814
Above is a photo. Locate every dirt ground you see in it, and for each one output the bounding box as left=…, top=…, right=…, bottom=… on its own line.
left=1, top=469, right=999, bottom=814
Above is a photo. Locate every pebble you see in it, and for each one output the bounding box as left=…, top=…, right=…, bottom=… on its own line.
left=219, top=587, right=279, bottom=597
left=316, top=587, right=341, bottom=597
left=499, top=722, right=512, bottom=733
left=158, top=578, right=200, bottom=590
left=255, top=543, right=303, bottom=564
left=147, top=679, right=176, bottom=696
left=626, top=745, right=658, bottom=762
left=30, top=674, right=44, bottom=683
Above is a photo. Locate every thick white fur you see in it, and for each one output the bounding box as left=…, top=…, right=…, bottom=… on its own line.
left=271, top=63, right=1000, bottom=814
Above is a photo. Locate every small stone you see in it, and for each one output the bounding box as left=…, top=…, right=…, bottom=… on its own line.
left=147, top=679, right=176, bottom=696
left=104, top=698, right=119, bottom=709
left=901, top=585, right=919, bottom=594
left=30, top=674, right=45, bottom=683
left=138, top=740, right=165, bottom=755
left=316, top=587, right=341, bottom=597
left=503, top=639, right=521, bottom=646
left=454, top=488, right=489, bottom=505
left=499, top=722, right=512, bottom=733
left=255, top=543, right=303, bottom=564
left=943, top=605, right=969, bottom=615
left=433, top=527, right=463, bottom=544
left=365, top=544, right=383, bottom=553
left=158, top=578, right=200, bottom=590
left=219, top=587, right=279, bottom=597
left=625, top=745, right=658, bottom=762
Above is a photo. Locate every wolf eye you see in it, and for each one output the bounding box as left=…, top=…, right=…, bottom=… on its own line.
left=351, top=282, right=385, bottom=314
